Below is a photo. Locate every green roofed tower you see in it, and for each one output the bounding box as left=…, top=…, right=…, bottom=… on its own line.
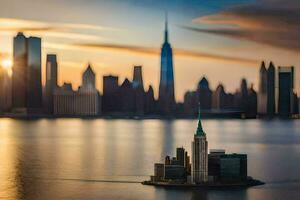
left=192, top=103, right=208, bottom=183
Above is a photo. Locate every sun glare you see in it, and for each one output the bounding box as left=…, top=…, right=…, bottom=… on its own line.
left=1, top=59, right=13, bottom=69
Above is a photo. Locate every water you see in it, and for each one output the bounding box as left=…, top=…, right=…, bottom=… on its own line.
left=0, top=118, right=300, bottom=200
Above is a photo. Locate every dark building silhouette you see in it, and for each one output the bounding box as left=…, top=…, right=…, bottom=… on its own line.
left=183, top=91, right=197, bottom=116
left=132, top=66, right=145, bottom=115
left=27, top=37, right=42, bottom=113
left=197, top=77, right=212, bottom=111
left=12, top=32, right=27, bottom=111
left=257, top=61, right=268, bottom=114
left=278, top=66, right=294, bottom=117
left=45, top=54, right=58, bottom=114
left=119, top=78, right=135, bottom=113
left=158, top=15, right=175, bottom=115
left=267, top=62, right=275, bottom=116
left=82, top=64, right=95, bottom=89
left=144, top=85, right=156, bottom=114
left=293, top=93, right=299, bottom=115
left=12, top=32, right=42, bottom=114
left=54, top=64, right=100, bottom=116
left=247, top=84, right=257, bottom=118
left=0, top=66, right=12, bottom=112
left=102, top=75, right=119, bottom=113
left=212, top=84, right=227, bottom=110
left=240, top=78, right=248, bottom=112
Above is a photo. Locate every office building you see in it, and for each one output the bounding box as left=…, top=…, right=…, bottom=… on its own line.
left=277, top=66, right=294, bottom=117
left=102, top=75, right=119, bottom=113
left=197, top=77, right=212, bottom=110
left=220, top=154, right=247, bottom=182
left=54, top=65, right=100, bottom=116
left=132, top=66, right=145, bottom=115
left=12, top=32, right=42, bottom=114
left=45, top=54, right=58, bottom=114
left=257, top=61, right=268, bottom=114
left=267, top=62, right=276, bottom=115
left=12, top=32, right=27, bottom=111
left=0, top=67, right=12, bottom=112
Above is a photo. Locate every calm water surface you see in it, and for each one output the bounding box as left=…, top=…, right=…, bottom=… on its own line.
left=0, top=119, right=300, bottom=200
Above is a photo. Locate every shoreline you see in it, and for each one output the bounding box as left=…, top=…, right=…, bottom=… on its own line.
left=142, top=179, right=265, bottom=189
left=0, top=114, right=298, bottom=120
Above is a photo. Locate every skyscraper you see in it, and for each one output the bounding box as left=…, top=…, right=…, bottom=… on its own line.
left=0, top=66, right=12, bottom=112
left=132, top=66, right=144, bottom=91
left=158, top=14, right=175, bottom=115
left=45, top=54, right=58, bottom=114
left=267, top=62, right=275, bottom=116
left=82, top=64, right=96, bottom=90
left=277, top=66, right=294, bottom=117
left=12, top=32, right=27, bottom=111
left=192, top=105, right=208, bottom=184
left=197, top=77, right=212, bottom=111
left=257, top=61, right=268, bottom=114
left=26, top=37, right=42, bottom=113
left=102, top=75, right=119, bottom=113
left=12, top=32, right=42, bottom=114
left=132, top=66, right=145, bottom=115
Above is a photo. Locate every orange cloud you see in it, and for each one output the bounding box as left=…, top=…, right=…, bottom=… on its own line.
left=188, top=0, right=300, bottom=52
left=71, top=43, right=258, bottom=64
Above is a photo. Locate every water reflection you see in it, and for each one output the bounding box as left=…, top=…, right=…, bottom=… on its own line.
left=0, top=119, right=300, bottom=200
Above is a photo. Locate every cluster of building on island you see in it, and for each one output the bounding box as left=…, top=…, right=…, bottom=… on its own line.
left=146, top=108, right=255, bottom=186
left=0, top=17, right=298, bottom=118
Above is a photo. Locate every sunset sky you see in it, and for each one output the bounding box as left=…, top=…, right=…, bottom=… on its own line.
left=0, top=0, right=299, bottom=102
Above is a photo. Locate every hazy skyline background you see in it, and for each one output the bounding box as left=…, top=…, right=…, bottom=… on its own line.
left=0, top=0, right=299, bottom=102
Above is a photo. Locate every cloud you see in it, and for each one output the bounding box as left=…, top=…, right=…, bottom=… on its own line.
left=187, top=0, right=300, bottom=52
left=72, top=43, right=258, bottom=64
left=0, top=18, right=115, bottom=41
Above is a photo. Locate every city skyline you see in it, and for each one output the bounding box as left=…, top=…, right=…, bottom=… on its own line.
left=0, top=0, right=299, bottom=102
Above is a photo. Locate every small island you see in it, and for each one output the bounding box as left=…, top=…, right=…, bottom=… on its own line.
left=142, top=105, right=264, bottom=189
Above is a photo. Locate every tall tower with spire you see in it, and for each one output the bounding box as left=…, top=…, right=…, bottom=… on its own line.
left=158, top=12, right=175, bottom=115
left=192, top=104, right=208, bottom=183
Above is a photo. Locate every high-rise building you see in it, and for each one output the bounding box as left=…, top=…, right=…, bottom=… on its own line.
left=119, top=78, right=135, bottom=113
left=53, top=83, right=76, bottom=115
left=45, top=54, right=58, bottom=114
left=26, top=37, right=42, bottom=113
left=82, top=64, right=95, bottom=90
left=12, top=32, right=42, bottom=114
left=54, top=65, right=100, bottom=116
left=132, top=66, right=144, bottom=91
left=183, top=91, right=197, bottom=116
left=12, top=32, right=27, bottom=111
left=77, top=64, right=100, bottom=115
left=267, top=62, right=276, bottom=116
left=0, top=67, right=12, bottom=112
left=197, top=77, right=212, bottom=111
left=144, top=85, right=156, bottom=114
left=257, top=61, right=268, bottom=114
left=158, top=14, right=175, bottom=115
left=102, top=75, right=119, bottom=113
left=132, top=66, right=145, bottom=115
left=277, top=66, right=294, bottom=117
left=258, top=61, right=276, bottom=116
left=212, top=84, right=227, bottom=110
left=192, top=105, right=208, bottom=183
left=176, top=147, right=185, bottom=167
left=247, top=84, right=257, bottom=118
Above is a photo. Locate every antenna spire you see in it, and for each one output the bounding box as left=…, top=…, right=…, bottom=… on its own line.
left=164, top=11, right=169, bottom=43
left=196, top=102, right=205, bottom=136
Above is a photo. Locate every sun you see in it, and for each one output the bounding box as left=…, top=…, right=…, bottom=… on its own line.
left=1, top=59, right=13, bottom=70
